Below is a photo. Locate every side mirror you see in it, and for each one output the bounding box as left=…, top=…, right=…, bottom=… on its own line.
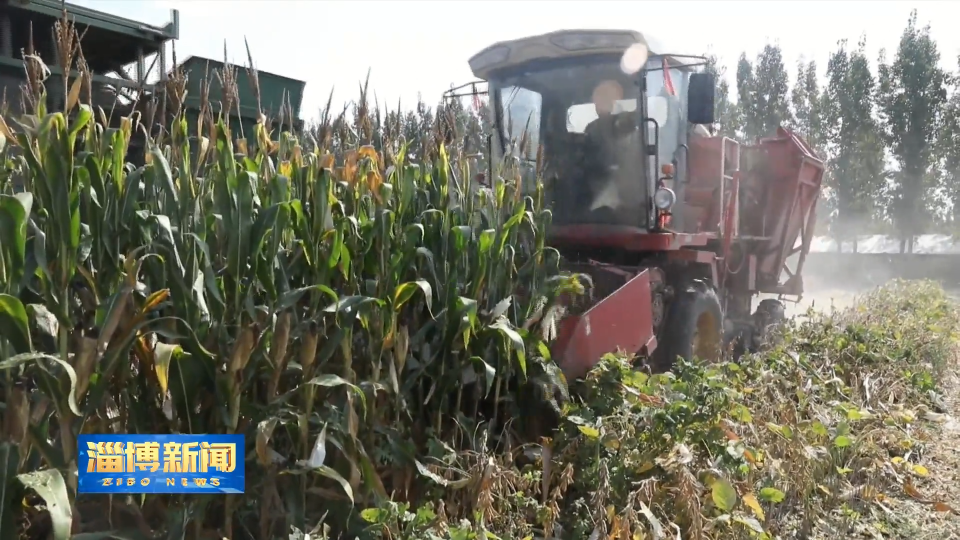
left=687, top=72, right=716, bottom=125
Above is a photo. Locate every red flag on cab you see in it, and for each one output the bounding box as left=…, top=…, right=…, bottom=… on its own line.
left=472, top=84, right=482, bottom=112
left=662, top=58, right=676, bottom=96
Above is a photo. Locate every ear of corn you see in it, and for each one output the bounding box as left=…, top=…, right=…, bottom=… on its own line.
left=0, top=15, right=570, bottom=538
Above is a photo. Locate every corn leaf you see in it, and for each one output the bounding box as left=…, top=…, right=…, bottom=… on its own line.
left=17, top=469, right=72, bottom=540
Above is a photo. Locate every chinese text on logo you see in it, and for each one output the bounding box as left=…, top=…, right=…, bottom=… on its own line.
left=78, top=434, right=245, bottom=494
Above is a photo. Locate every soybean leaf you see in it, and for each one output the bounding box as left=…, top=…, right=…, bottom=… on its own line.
left=834, top=435, right=853, bottom=448
left=759, top=487, right=785, bottom=503
left=360, top=508, right=385, bottom=523
left=711, top=478, right=738, bottom=512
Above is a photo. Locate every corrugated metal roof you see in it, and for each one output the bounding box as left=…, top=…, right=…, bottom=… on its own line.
left=17, top=0, right=179, bottom=41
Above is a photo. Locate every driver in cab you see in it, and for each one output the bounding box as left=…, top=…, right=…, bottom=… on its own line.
left=583, top=80, right=636, bottom=148
left=580, top=80, right=637, bottom=220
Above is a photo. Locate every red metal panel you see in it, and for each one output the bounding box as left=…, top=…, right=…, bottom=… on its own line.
left=554, top=269, right=656, bottom=379
left=550, top=226, right=714, bottom=252
left=688, top=136, right=724, bottom=185
left=667, top=249, right=715, bottom=264
left=685, top=136, right=740, bottom=234
left=748, top=128, right=825, bottom=290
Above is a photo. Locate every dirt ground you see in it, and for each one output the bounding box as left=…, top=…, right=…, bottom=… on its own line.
left=847, top=363, right=960, bottom=540
left=908, top=366, right=960, bottom=539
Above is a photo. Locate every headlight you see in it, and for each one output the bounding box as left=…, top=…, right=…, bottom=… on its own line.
left=653, top=187, right=676, bottom=210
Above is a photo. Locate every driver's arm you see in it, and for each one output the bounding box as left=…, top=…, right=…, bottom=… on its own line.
left=613, top=112, right=638, bottom=135
left=583, top=115, right=606, bottom=139
left=584, top=112, right=632, bottom=141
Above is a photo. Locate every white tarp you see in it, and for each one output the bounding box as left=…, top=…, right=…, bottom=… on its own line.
left=809, top=234, right=960, bottom=254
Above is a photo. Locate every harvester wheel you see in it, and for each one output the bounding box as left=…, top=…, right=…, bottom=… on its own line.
left=752, top=299, right=787, bottom=350
left=654, top=283, right=723, bottom=371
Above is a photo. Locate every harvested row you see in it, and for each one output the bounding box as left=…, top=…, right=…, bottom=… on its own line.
left=358, top=281, right=960, bottom=540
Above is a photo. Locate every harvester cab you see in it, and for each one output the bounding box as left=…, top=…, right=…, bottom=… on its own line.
left=464, top=30, right=826, bottom=379
left=468, top=30, right=713, bottom=232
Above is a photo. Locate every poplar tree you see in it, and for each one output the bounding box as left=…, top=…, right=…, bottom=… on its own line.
left=823, top=38, right=887, bottom=251
left=704, top=53, right=741, bottom=137
left=877, top=10, right=948, bottom=252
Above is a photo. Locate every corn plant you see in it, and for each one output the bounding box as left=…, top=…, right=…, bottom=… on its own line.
left=0, top=17, right=579, bottom=540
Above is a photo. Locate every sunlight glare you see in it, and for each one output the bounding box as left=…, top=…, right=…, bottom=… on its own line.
left=620, top=43, right=649, bottom=75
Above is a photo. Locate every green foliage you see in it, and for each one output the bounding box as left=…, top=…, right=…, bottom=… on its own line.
left=735, top=53, right=759, bottom=142
left=728, top=10, right=958, bottom=238
left=753, top=44, right=794, bottom=137
left=356, top=280, right=958, bottom=539
left=704, top=53, right=741, bottom=138
left=937, top=56, right=960, bottom=224
left=877, top=10, right=949, bottom=241
left=1, top=14, right=959, bottom=540
left=789, top=58, right=825, bottom=153
left=823, top=38, right=887, bottom=241
left=0, top=22, right=573, bottom=538
left=736, top=44, right=792, bottom=142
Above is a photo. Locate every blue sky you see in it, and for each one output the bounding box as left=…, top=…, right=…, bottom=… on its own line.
left=73, top=0, right=960, bottom=122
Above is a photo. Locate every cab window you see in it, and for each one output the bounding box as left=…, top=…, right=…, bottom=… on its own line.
left=498, top=86, right=542, bottom=160
left=565, top=98, right=670, bottom=135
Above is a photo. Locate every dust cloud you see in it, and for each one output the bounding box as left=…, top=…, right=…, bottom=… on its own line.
left=760, top=273, right=865, bottom=319
left=773, top=272, right=868, bottom=318
left=764, top=254, right=960, bottom=318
